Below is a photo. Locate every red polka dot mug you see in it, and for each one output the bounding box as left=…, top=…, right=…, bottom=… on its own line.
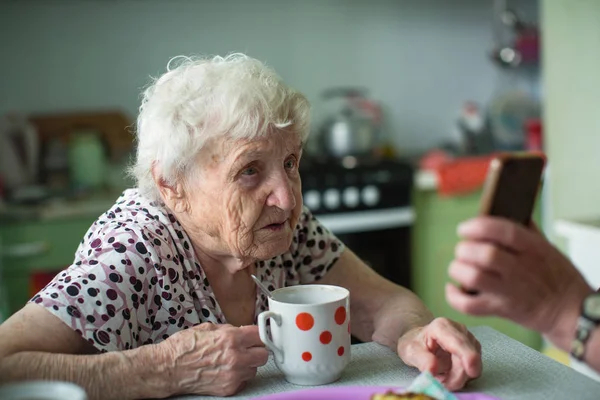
left=257, top=284, right=351, bottom=386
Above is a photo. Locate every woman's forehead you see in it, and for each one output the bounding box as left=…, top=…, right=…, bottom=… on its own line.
left=203, top=132, right=301, bottom=167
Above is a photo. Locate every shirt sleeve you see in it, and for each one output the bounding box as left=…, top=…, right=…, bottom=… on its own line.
left=30, top=222, right=166, bottom=353
left=290, top=206, right=346, bottom=284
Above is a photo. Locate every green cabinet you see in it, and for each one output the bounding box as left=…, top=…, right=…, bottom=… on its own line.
left=411, top=186, right=542, bottom=350
left=0, top=217, right=96, bottom=315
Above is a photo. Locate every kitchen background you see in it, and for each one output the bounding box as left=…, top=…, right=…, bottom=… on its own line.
left=1, top=0, right=599, bottom=379
left=1, top=0, right=538, bottom=152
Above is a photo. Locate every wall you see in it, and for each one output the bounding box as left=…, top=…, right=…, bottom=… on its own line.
left=0, top=0, right=535, bottom=152
left=542, top=0, right=600, bottom=223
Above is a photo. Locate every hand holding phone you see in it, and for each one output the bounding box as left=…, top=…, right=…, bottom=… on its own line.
left=460, top=152, right=546, bottom=296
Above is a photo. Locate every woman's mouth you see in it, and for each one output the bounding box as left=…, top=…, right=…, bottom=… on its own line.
left=263, top=221, right=287, bottom=231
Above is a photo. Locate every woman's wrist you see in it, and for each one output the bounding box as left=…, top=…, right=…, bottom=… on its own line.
left=123, top=343, right=176, bottom=399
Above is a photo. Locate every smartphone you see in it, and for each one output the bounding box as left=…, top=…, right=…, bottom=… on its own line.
left=479, top=153, right=546, bottom=225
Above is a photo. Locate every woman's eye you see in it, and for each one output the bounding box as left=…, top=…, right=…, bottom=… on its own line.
left=284, top=158, right=297, bottom=170
left=241, top=167, right=258, bottom=176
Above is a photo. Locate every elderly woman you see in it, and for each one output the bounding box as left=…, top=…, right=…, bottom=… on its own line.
left=0, top=54, right=481, bottom=399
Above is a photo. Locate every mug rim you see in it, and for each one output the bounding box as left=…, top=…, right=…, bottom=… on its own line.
left=268, top=284, right=349, bottom=306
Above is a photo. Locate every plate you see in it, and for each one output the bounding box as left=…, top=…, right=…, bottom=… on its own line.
left=251, top=385, right=500, bottom=400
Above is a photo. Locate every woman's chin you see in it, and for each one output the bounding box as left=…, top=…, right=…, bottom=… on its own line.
left=253, top=231, right=294, bottom=260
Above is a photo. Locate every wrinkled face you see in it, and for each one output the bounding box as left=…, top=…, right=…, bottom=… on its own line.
left=186, top=130, right=303, bottom=263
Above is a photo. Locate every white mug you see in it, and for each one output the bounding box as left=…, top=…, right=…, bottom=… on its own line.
left=257, top=284, right=351, bottom=386
left=0, top=381, right=87, bottom=400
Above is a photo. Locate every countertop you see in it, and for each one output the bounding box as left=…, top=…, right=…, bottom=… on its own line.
left=0, top=191, right=123, bottom=223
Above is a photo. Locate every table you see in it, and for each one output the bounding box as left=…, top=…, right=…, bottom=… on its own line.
left=177, top=326, right=600, bottom=399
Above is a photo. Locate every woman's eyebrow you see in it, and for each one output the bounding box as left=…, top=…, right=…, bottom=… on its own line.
left=232, top=149, right=265, bottom=165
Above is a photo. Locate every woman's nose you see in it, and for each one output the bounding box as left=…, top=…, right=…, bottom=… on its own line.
left=266, top=176, right=296, bottom=211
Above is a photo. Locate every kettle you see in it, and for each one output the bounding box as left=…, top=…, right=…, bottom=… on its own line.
left=68, top=128, right=107, bottom=190
left=318, top=88, right=380, bottom=158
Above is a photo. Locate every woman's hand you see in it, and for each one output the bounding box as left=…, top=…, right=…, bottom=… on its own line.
left=396, top=318, right=482, bottom=391
left=160, top=322, right=269, bottom=397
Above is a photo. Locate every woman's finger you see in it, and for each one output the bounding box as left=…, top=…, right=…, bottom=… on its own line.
left=443, top=353, right=471, bottom=391
left=427, top=319, right=482, bottom=379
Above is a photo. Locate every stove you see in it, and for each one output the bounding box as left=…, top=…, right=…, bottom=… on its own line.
left=299, top=156, right=415, bottom=289
left=300, top=156, right=415, bottom=233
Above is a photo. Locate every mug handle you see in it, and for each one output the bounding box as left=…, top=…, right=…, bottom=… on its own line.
left=257, top=311, right=284, bottom=364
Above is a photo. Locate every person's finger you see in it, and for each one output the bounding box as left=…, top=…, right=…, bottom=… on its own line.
left=239, top=367, right=259, bottom=382
left=421, top=338, right=453, bottom=376
left=448, top=260, right=502, bottom=292
left=458, top=217, right=534, bottom=253
left=454, top=241, right=516, bottom=272
left=397, top=329, right=439, bottom=373
left=430, top=346, right=452, bottom=376
left=245, top=346, right=270, bottom=368
left=466, top=329, right=482, bottom=356
left=403, top=344, right=441, bottom=373
left=446, top=282, right=503, bottom=317
left=427, top=319, right=482, bottom=379
left=192, top=322, right=219, bottom=331
left=443, top=353, right=471, bottom=391
left=238, top=325, right=265, bottom=348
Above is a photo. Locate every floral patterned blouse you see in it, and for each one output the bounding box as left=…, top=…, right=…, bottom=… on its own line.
left=30, top=189, right=345, bottom=352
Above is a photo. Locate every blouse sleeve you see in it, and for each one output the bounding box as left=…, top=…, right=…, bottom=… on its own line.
left=290, top=206, right=346, bottom=284
left=30, top=222, right=165, bottom=353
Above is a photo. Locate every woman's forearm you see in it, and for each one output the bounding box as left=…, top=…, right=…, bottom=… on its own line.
left=0, top=344, right=172, bottom=400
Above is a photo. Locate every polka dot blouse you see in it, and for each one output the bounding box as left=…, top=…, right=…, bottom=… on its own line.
left=30, top=189, right=345, bottom=352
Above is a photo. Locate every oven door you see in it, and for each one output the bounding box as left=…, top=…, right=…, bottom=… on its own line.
left=316, top=206, right=414, bottom=289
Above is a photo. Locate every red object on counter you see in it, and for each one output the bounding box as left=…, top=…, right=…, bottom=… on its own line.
left=29, top=270, right=62, bottom=297
left=419, top=150, right=454, bottom=171
left=526, top=118, right=543, bottom=151
left=419, top=150, right=494, bottom=197
left=436, top=156, right=494, bottom=197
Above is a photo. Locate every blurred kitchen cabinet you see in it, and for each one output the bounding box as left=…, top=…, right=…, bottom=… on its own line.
left=30, top=110, right=134, bottom=162
left=0, top=216, right=96, bottom=316
left=411, top=184, right=543, bottom=350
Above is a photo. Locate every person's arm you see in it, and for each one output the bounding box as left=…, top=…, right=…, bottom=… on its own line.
left=0, top=304, right=172, bottom=400
left=318, top=248, right=433, bottom=347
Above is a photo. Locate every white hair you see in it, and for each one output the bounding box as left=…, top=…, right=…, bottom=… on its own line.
left=130, top=53, right=311, bottom=202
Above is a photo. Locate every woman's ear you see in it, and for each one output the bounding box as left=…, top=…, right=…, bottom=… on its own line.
left=151, top=164, right=189, bottom=213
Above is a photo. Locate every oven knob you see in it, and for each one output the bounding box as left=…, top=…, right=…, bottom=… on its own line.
left=343, top=187, right=360, bottom=208
left=303, top=190, right=321, bottom=211
left=362, top=185, right=380, bottom=206
left=323, top=188, right=340, bottom=209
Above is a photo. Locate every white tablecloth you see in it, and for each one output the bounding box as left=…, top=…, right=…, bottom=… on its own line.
left=174, top=326, right=600, bottom=400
